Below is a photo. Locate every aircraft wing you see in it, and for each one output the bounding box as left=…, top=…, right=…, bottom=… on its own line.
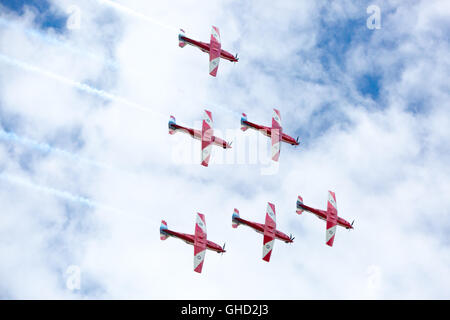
left=201, top=110, right=214, bottom=167
left=271, top=109, right=282, bottom=162
left=262, top=202, right=277, bottom=262
left=326, top=191, right=338, bottom=247
left=209, top=26, right=221, bottom=77
left=194, top=213, right=207, bottom=273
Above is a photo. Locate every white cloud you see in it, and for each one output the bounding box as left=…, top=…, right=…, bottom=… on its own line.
left=0, top=0, right=449, bottom=299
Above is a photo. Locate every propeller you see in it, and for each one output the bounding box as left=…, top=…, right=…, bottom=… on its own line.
left=221, top=242, right=226, bottom=255
left=294, top=136, right=300, bottom=147
left=289, top=234, right=295, bottom=242
left=235, top=53, right=239, bottom=62
left=349, top=220, right=355, bottom=230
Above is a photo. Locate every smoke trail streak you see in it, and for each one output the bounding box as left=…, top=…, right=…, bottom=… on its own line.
left=0, top=53, right=165, bottom=118
left=209, top=101, right=243, bottom=119
left=175, top=87, right=243, bottom=120
left=0, top=129, right=119, bottom=171
left=0, top=128, right=166, bottom=181
left=93, top=2, right=243, bottom=120
left=0, top=17, right=119, bottom=70
left=98, top=0, right=178, bottom=33
left=0, top=172, right=125, bottom=215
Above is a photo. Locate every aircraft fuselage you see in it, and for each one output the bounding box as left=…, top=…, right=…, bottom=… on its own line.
left=297, top=203, right=353, bottom=229
left=169, top=123, right=232, bottom=149
left=162, top=229, right=225, bottom=253
left=180, top=35, right=238, bottom=62
left=242, top=120, right=299, bottom=146
left=233, top=217, right=293, bottom=243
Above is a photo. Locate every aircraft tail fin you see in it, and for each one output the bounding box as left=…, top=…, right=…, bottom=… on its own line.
left=296, top=195, right=304, bottom=215
left=160, top=220, right=169, bottom=240
left=240, top=113, right=249, bottom=131
left=232, top=208, right=240, bottom=228
left=178, top=29, right=187, bottom=48
left=168, top=115, right=176, bottom=135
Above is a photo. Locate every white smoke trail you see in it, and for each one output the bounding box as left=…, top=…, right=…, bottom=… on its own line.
left=0, top=129, right=119, bottom=171
left=0, top=53, right=165, bottom=118
left=96, top=1, right=244, bottom=119
left=0, top=173, right=158, bottom=225
left=0, top=172, right=124, bottom=215
left=0, top=17, right=119, bottom=70
left=98, top=0, right=178, bottom=33
left=209, top=101, right=243, bottom=119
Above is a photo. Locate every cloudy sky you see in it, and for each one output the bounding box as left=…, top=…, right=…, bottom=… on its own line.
left=0, top=0, right=449, bottom=299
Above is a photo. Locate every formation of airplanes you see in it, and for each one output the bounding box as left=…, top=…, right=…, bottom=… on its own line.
left=168, top=108, right=299, bottom=166
left=161, top=25, right=354, bottom=273
left=161, top=193, right=353, bottom=273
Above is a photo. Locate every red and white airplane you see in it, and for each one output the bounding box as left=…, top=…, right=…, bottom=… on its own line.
left=296, top=191, right=354, bottom=247
left=232, top=204, right=294, bottom=262
left=168, top=110, right=232, bottom=167
left=178, top=26, right=238, bottom=77
left=240, top=109, right=300, bottom=161
left=160, top=213, right=226, bottom=273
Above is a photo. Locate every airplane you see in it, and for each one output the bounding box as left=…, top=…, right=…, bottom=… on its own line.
left=168, top=109, right=232, bottom=167
left=178, top=26, right=238, bottom=77
left=232, top=204, right=294, bottom=262
left=160, top=213, right=226, bottom=273
left=240, top=108, right=300, bottom=162
left=296, top=191, right=354, bottom=247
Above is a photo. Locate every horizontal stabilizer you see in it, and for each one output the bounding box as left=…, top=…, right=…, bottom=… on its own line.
left=168, top=115, right=176, bottom=135
left=240, top=113, right=249, bottom=131
left=178, top=29, right=186, bottom=48
left=160, top=220, right=169, bottom=240
left=232, top=208, right=240, bottom=228
left=296, top=195, right=304, bottom=214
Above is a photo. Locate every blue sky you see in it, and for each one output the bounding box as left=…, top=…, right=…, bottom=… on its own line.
left=0, top=0, right=449, bottom=299
left=1, top=0, right=67, bottom=31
